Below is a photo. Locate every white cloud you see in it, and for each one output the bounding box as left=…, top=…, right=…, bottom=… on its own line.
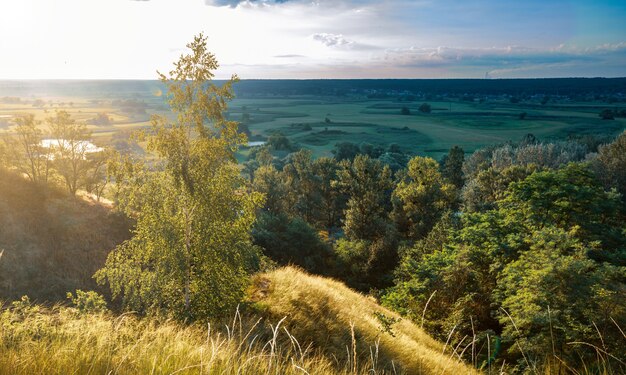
left=312, top=33, right=355, bottom=48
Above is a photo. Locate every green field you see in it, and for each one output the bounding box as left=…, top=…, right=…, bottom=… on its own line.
left=1, top=87, right=625, bottom=160
left=229, top=98, right=626, bottom=159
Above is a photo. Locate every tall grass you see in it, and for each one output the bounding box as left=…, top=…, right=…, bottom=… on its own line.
left=249, top=267, right=477, bottom=374
left=0, top=303, right=400, bottom=375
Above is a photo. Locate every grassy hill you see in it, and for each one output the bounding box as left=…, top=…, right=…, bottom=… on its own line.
left=0, top=168, right=132, bottom=301
left=0, top=267, right=476, bottom=374
left=249, top=267, right=477, bottom=374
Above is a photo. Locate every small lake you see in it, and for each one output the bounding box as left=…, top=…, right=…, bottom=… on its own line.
left=247, top=141, right=266, bottom=147
left=41, top=139, right=103, bottom=153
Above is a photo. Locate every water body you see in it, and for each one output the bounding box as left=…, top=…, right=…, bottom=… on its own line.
left=247, top=141, right=266, bottom=147
left=40, top=139, right=103, bottom=154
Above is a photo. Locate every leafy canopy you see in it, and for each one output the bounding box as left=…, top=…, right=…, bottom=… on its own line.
left=96, top=34, right=263, bottom=321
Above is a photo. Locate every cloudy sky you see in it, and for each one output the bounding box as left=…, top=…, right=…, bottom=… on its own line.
left=1, top=0, right=625, bottom=79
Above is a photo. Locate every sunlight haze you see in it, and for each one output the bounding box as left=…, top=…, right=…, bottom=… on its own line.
left=0, top=0, right=625, bottom=79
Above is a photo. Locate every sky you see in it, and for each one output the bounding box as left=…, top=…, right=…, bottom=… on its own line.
left=0, top=0, right=625, bottom=79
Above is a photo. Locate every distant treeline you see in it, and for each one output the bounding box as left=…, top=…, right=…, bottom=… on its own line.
left=1, top=77, right=626, bottom=100
left=230, top=78, right=626, bottom=97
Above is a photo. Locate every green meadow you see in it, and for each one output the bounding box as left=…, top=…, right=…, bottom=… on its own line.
left=1, top=80, right=625, bottom=161
left=229, top=97, right=626, bottom=159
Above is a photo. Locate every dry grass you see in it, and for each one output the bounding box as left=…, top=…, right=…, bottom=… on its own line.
left=0, top=303, right=472, bottom=375
left=0, top=267, right=478, bottom=375
left=249, top=267, right=478, bottom=374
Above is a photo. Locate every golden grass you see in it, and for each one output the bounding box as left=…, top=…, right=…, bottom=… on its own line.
left=249, top=267, right=478, bottom=374
left=0, top=305, right=364, bottom=375
left=0, top=267, right=478, bottom=375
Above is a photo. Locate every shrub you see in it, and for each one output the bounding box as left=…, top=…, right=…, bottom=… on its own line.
left=66, top=290, right=108, bottom=314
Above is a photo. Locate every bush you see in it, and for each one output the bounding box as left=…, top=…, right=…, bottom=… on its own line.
left=66, top=290, right=108, bottom=314
left=600, top=109, right=615, bottom=120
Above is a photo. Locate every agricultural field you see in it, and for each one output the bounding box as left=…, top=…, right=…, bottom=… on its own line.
left=1, top=80, right=625, bottom=161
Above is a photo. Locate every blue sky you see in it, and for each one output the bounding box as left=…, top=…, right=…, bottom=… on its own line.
left=0, top=0, right=624, bottom=79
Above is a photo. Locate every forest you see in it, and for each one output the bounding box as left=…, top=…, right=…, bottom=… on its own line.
left=0, top=34, right=624, bottom=374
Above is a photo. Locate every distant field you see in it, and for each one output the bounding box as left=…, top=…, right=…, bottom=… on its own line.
left=228, top=98, right=626, bottom=159
left=1, top=80, right=625, bottom=160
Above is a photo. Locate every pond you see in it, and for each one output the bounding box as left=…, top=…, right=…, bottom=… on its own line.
left=40, top=139, right=103, bottom=154
left=247, top=141, right=267, bottom=147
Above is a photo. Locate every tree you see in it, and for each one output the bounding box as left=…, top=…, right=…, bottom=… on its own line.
left=440, top=145, right=465, bottom=189
left=418, top=103, right=431, bottom=113
left=519, top=133, right=538, bottom=146
left=83, top=148, right=116, bottom=201
left=461, top=165, right=536, bottom=212
left=336, top=154, right=392, bottom=241
left=3, top=114, right=53, bottom=185
left=96, top=34, right=263, bottom=321
left=267, top=132, right=294, bottom=151
left=48, top=110, right=92, bottom=195
left=252, top=211, right=331, bottom=274
left=332, top=141, right=360, bottom=161
left=392, top=156, right=456, bottom=240
left=312, top=157, right=344, bottom=235
left=282, top=149, right=320, bottom=223
left=593, top=131, right=626, bottom=205
left=253, top=165, right=286, bottom=214
left=359, top=142, right=384, bottom=158
left=400, top=106, right=411, bottom=115
left=495, top=228, right=625, bottom=363
left=599, top=109, right=615, bottom=120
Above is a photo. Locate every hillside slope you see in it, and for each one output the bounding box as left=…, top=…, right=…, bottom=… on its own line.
left=249, top=267, right=477, bottom=374
left=0, top=168, right=132, bottom=301
left=0, top=267, right=476, bottom=375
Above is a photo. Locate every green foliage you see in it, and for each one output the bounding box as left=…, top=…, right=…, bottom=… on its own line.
left=332, top=141, right=360, bottom=161
left=392, top=156, right=457, bottom=241
left=495, top=227, right=626, bottom=360
left=66, top=290, right=108, bottom=314
left=593, top=130, right=626, bottom=204
left=418, top=103, right=431, bottom=113
left=503, top=163, right=626, bottom=261
left=96, top=34, right=263, bottom=321
left=440, top=145, right=465, bottom=189
left=461, top=165, right=537, bottom=212
left=253, top=165, right=287, bottom=214
left=385, top=162, right=626, bottom=370
left=2, top=114, right=52, bottom=185
left=10, top=296, right=38, bottom=318
left=334, top=234, right=399, bottom=290
left=312, top=157, right=344, bottom=234
left=599, top=108, right=615, bottom=120
left=252, top=211, right=331, bottom=274
left=374, top=312, right=401, bottom=337
left=282, top=149, right=320, bottom=222
left=267, top=132, right=295, bottom=151
left=48, top=110, right=93, bottom=195
left=337, top=155, right=392, bottom=241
